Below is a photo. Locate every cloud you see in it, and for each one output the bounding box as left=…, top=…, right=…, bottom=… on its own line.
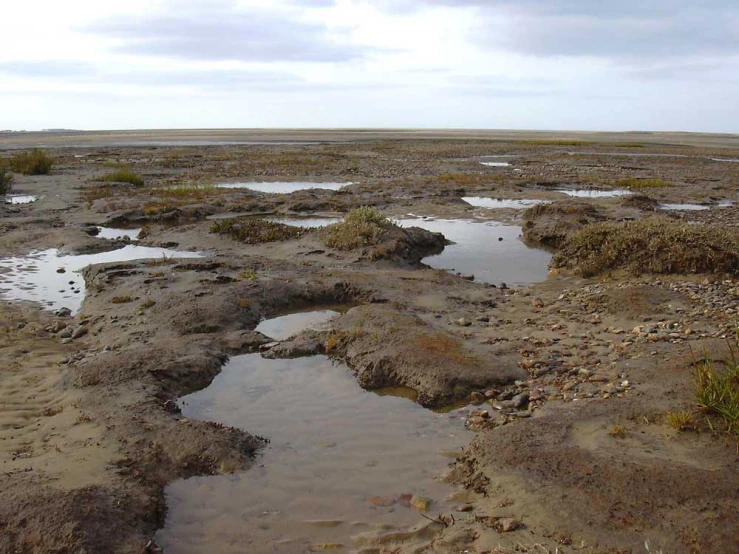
left=82, top=0, right=366, bottom=63
left=0, top=61, right=93, bottom=78
left=372, top=1, right=739, bottom=61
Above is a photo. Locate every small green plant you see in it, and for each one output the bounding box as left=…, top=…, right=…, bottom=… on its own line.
left=9, top=149, right=53, bottom=175
left=100, top=169, right=144, bottom=187
left=665, top=411, right=696, bottom=431
left=155, top=183, right=217, bottom=199
left=210, top=218, right=303, bottom=244
left=323, top=207, right=391, bottom=250
left=110, top=296, right=133, bottom=304
left=239, top=270, right=258, bottom=280
left=0, top=165, right=13, bottom=195
left=140, top=299, right=156, bottom=309
left=693, top=357, right=739, bottom=436
left=615, top=177, right=671, bottom=189
left=608, top=425, right=628, bottom=439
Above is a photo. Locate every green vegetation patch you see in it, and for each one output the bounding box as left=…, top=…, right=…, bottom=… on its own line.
left=322, top=207, right=391, bottom=250
left=694, top=358, right=739, bottom=436
left=100, top=169, right=144, bottom=187
left=0, top=165, right=13, bottom=195
left=519, top=139, right=589, bottom=146
left=615, top=177, right=671, bottom=189
left=210, top=217, right=303, bottom=244
left=553, top=218, right=739, bottom=277
left=9, top=149, right=53, bottom=175
left=154, top=183, right=218, bottom=200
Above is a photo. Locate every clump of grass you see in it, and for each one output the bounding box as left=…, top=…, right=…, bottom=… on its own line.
left=102, top=161, right=131, bottom=169
left=0, top=165, right=13, bottom=195
left=553, top=218, right=739, bottom=277
left=210, top=218, right=303, bottom=244
left=693, top=358, right=739, bottom=436
left=520, top=139, right=589, bottom=146
left=100, top=169, right=144, bottom=187
left=615, top=177, right=671, bottom=189
left=608, top=425, right=628, bottom=438
left=236, top=299, right=251, bottom=308
left=146, top=255, right=175, bottom=267
left=9, top=149, right=53, bottom=175
left=155, top=183, right=217, bottom=200
left=665, top=411, right=696, bottom=431
left=239, top=270, right=258, bottom=280
left=323, top=207, right=391, bottom=250
left=110, top=296, right=133, bottom=304
left=140, top=300, right=156, bottom=309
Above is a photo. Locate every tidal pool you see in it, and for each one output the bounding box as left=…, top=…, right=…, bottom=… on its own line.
left=556, top=189, right=631, bottom=198
left=396, top=218, right=552, bottom=285
left=4, top=194, right=39, bottom=204
left=96, top=227, right=142, bottom=240
left=463, top=197, right=547, bottom=209
left=480, top=162, right=510, bottom=167
left=659, top=203, right=711, bottom=211
left=0, top=246, right=202, bottom=313
left=255, top=309, right=340, bottom=340
left=266, top=217, right=341, bottom=228
left=157, top=353, right=469, bottom=554
left=215, top=182, right=351, bottom=194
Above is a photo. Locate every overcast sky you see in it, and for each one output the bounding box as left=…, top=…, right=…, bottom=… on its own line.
left=1, top=0, right=738, bottom=132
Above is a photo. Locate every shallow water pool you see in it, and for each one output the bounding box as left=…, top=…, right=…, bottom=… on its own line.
left=216, top=182, right=351, bottom=194
left=556, top=189, right=631, bottom=198
left=463, top=197, right=547, bottom=209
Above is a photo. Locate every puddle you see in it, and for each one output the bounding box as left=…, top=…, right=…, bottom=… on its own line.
left=556, top=189, right=631, bottom=198
left=216, top=182, right=351, bottom=194
left=463, top=197, right=548, bottom=209
left=711, top=158, right=739, bottom=163
left=659, top=203, right=711, bottom=211
left=266, top=217, right=341, bottom=228
left=480, top=162, right=510, bottom=167
left=157, top=353, right=468, bottom=553
left=0, top=246, right=202, bottom=313
left=4, top=194, right=39, bottom=204
left=96, top=227, right=142, bottom=240
left=396, top=218, right=552, bottom=285
left=255, top=309, right=340, bottom=340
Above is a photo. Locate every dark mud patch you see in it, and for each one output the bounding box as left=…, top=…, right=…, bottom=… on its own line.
left=522, top=201, right=604, bottom=248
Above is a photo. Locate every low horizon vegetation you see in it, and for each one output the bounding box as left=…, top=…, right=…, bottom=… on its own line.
left=100, top=169, right=144, bottom=187
left=0, top=165, right=13, bottom=195
left=616, top=177, right=671, bottom=189
left=210, top=217, right=303, bottom=244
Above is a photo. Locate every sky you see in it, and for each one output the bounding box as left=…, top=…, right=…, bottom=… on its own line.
left=1, top=0, right=738, bottom=132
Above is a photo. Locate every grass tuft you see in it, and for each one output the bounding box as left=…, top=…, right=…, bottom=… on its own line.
left=615, top=177, right=671, bottom=189
left=608, top=425, right=628, bottom=439
left=665, top=411, right=696, bottom=431
left=100, top=169, right=144, bottom=187
left=110, top=296, right=133, bottom=304
left=323, top=207, right=391, bottom=250
left=154, top=183, right=218, bottom=200
left=210, top=218, right=303, bottom=244
left=553, top=218, right=739, bottom=277
left=9, top=149, right=53, bottom=175
left=0, top=165, right=13, bottom=195
left=693, top=358, right=739, bottom=436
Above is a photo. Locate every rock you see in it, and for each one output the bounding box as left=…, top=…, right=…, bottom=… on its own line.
left=601, top=383, right=617, bottom=395
left=259, top=342, right=280, bottom=352
left=531, top=297, right=544, bottom=308
left=56, top=268, right=66, bottom=274
left=72, top=326, right=88, bottom=339
left=59, top=328, right=73, bottom=339
left=457, top=318, right=472, bottom=327
left=462, top=274, right=475, bottom=281
left=61, top=338, right=73, bottom=345
left=470, top=391, right=486, bottom=405
left=56, top=307, right=72, bottom=318
left=494, top=518, right=521, bottom=532
left=410, top=495, right=432, bottom=512
left=398, top=493, right=413, bottom=508
left=476, top=315, right=490, bottom=323
left=511, top=392, right=530, bottom=409
left=456, top=504, right=474, bottom=512
left=367, top=496, right=396, bottom=507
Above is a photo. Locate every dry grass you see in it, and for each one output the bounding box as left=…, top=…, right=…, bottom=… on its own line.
left=153, top=183, right=219, bottom=200
left=412, top=334, right=479, bottom=365
left=322, top=207, right=391, bottom=250
left=110, top=296, right=133, bottom=304
left=9, top=149, right=53, bottom=175
left=519, top=139, right=589, bottom=146
left=608, top=425, right=629, bottom=438
left=0, top=165, right=13, bottom=195
left=615, top=177, right=671, bottom=189
left=693, top=357, right=739, bottom=436
left=665, top=411, right=696, bottom=431
left=140, top=300, right=156, bottom=309
left=552, top=218, right=739, bottom=277
left=100, top=169, right=144, bottom=187
left=210, top=218, right=303, bottom=244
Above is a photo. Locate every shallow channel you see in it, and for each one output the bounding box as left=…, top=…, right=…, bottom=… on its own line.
left=157, top=310, right=470, bottom=553
left=396, top=218, right=552, bottom=285
left=463, top=197, right=547, bottom=209
left=556, top=189, right=631, bottom=198
left=0, top=246, right=202, bottom=313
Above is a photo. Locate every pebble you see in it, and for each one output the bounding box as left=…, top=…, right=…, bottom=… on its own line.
left=72, top=326, right=88, bottom=339
left=470, top=391, right=486, bottom=405
left=59, top=329, right=73, bottom=339
left=457, top=318, right=472, bottom=327
left=56, top=307, right=72, bottom=318
left=61, top=338, right=73, bottom=345
left=495, top=518, right=521, bottom=532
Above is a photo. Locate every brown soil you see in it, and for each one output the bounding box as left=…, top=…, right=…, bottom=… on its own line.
left=1, top=131, right=738, bottom=553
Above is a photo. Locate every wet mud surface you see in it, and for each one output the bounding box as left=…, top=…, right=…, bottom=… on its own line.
left=1, top=131, right=739, bottom=553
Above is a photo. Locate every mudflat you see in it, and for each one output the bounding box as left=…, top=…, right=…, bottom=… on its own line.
left=1, top=130, right=738, bottom=553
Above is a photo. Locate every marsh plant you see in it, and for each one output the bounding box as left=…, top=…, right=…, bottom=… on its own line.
left=9, top=149, right=53, bottom=175
left=693, top=356, right=739, bottom=436
left=0, top=165, right=13, bottom=195
left=210, top=217, right=303, bottom=244
left=323, top=206, right=391, bottom=250
left=100, top=169, right=144, bottom=187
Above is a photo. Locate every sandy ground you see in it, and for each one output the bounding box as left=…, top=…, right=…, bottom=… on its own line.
left=1, top=132, right=738, bottom=553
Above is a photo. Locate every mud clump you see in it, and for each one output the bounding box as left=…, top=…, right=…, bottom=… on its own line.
left=552, top=218, right=739, bottom=277
left=210, top=217, right=305, bottom=244
left=522, top=201, right=602, bottom=248
left=620, top=193, right=659, bottom=211
left=322, top=207, right=445, bottom=264
left=324, top=305, right=525, bottom=407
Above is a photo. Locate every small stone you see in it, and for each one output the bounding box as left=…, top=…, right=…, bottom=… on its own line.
left=398, top=493, right=413, bottom=507
left=475, top=315, right=490, bottom=323
left=456, top=504, right=474, bottom=512
left=457, top=318, right=472, bottom=327
left=410, top=496, right=432, bottom=512
left=56, top=307, right=72, bottom=318
left=511, top=392, right=530, bottom=409
left=462, top=274, right=475, bottom=281
left=56, top=268, right=66, bottom=274
left=531, top=297, right=544, bottom=308
left=470, top=391, right=486, bottom=405
left=495, top=518, right=521, bottom=533
left=59, top=328, right=73, bottom=339
left=16, top=323, right=26, bottom=329
left=61, top=338, right=73, bottom=345
left=367, top=496, right=396, bottom=507
left=72, top=326, right=88, bottom=339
